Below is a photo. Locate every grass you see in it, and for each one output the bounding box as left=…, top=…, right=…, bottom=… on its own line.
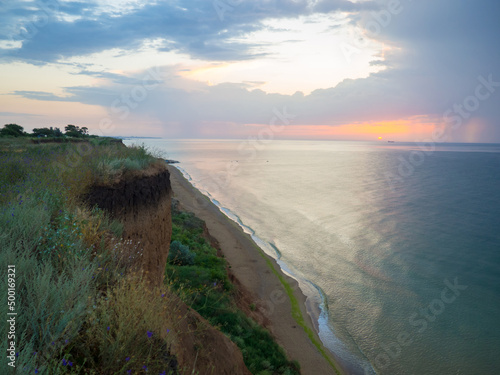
left=0, top=139, right=178, bottom=374
left=166, top=206, right=301, bottom=375
left=255, top=250, right=341, bottom=375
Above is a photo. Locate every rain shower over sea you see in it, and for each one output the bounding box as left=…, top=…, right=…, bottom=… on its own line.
left=126, top=139, right=500, bottom=375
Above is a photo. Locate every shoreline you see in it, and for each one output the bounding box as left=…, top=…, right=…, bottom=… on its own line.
left=167, top=165, right=345, bottom=375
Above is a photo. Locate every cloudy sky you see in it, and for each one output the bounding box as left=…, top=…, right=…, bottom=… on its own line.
left=1, top=0, right=499, bottom=141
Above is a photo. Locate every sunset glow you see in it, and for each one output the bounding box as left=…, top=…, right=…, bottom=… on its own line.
left=0, top=1, right=498, bottom=142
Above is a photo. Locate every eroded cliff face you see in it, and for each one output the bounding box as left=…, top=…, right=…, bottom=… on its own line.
left=86, top=162, right=251, bottom=375
left=86, top=162, right=172, bottom=285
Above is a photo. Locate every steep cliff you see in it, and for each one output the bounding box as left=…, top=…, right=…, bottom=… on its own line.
left=86, top=162, right=172, bottom=285
left=85, top=161, right=251, bottom=375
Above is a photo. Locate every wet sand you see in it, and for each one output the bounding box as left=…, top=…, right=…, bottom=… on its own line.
left=167, top=165, right=344, bottom=375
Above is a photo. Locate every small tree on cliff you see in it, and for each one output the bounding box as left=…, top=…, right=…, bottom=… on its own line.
left=33, top=127, right=65, bottom=137
left=0, top=124, right=26, bottom=137
left=65, top=124, right=89, bottom=138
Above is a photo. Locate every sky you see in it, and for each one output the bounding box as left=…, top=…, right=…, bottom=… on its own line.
left=1, top=0, right=499, bottom=142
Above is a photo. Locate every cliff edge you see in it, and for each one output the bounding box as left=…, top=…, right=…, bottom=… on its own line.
left=85, top=161, right=251, bottom=375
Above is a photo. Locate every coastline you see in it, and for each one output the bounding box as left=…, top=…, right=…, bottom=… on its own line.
left=167, top=165, right=345, bottom=375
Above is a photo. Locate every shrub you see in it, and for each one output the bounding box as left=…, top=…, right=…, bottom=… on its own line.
left=168, top=240, right=195, bottom=266
left=76, top=277, right=179, bottom=375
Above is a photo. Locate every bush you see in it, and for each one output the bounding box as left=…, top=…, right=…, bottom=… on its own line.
left=168, top=240, right=195, bottom=266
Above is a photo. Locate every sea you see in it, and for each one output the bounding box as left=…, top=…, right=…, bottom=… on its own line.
left=124, top=139, right=500, bottom=375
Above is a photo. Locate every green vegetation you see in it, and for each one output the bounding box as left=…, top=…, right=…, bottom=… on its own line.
left=0, top=131, right=307, bottom=374
left=0, top=138, right=176, bottom=374
left=0, top=123, right=27, bottom=137
left=1, top=123, right=90, bottom=139
left=166, top=207, right=301, bottom=375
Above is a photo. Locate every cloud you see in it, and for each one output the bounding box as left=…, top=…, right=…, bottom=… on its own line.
left=0, top=111, right=41, bottom=117
left=2, top=0, right=500, bottom=141
left=1, top=0, right=374, bottom=63
left=313, top=0, right=378, bottom=13
left=11, top=90, right=72, bottom=101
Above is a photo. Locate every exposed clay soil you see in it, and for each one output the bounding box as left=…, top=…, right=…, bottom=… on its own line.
left=85, top=162, right=251, bottom=374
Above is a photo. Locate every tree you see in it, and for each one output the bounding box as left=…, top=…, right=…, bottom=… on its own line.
left=53, top=127, right=63, bottom=137
left=0, top=124, right=25, bottom=137
left=65, top=124, right=83, bottom=138
left=32, top=127, right=64, bottom=137
left=32, top=127, right=54, bottom=137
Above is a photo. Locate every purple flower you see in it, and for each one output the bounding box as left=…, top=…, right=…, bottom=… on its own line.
left=166, top=329, right=170, bottom=334
left=161, top=293, right=165, bottom=298
left=127, top=370, right=132, bottom=375
left=62, top=359, right=67, bottom=366
left=147, top=330, right=153, bottom=338
left=68, top=361, right=73, bottom=367
left=35, top=370, right=39, bottom=374
left=125, top=356, right=130, bottom=362
left=107, top=326, right=110, bottom=331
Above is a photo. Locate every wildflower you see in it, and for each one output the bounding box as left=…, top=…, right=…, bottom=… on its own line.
left=161, top=293, right=165, bottom=298
left=107, top=326, right=110, bottom=331
left=68, top=361, right=73, bottom=367
left=15, top=352, right=19, bottom=357
left=62, top=359, right=67, bottom=366
left=127, top=370, right=132, bottom=375
left=35, top=370, right=39, bottom=374
left=125, top=356, right=130, bottom=362
left=143, top=365, right=148, bottom=371
left=147, top=330, right=153, bottom=338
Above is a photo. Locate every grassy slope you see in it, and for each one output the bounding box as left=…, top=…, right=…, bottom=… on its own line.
left=166, top=206, right=301, bottom=375
left=0, top=139, right=178, bottom=374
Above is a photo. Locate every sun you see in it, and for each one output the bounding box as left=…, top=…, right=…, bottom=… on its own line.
left=378, top=136, right=383, bottom=140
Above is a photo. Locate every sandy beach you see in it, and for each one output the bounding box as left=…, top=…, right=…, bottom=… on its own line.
left=167, top=165, right=343, bottom=375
